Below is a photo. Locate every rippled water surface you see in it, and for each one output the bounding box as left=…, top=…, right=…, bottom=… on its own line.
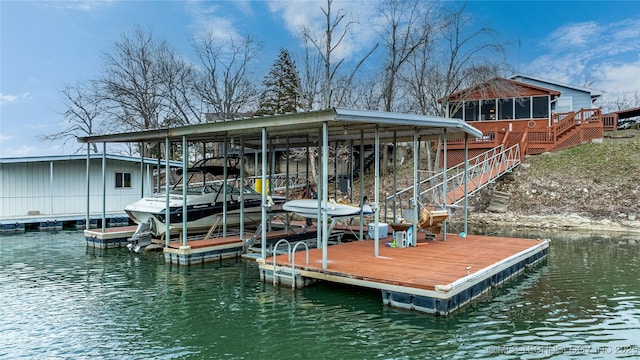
left=1, top=230, right=638, bottom=359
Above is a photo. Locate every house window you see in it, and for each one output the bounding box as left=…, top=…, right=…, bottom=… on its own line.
left=515, top=97, right=531, bottom=119
left=115, top=172, right=132, bottom=188
left=449, top=101, right=463, bottom=119
left=498, top=98, right=513, bottom=120
left=464, top=101, right=478, bottom=121
left=532, top=96, right=549, bottom=118
left=481, top=100, right=496, bottom=120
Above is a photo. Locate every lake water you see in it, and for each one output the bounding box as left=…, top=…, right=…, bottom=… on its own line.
left=1, top=229, right=638, bottom=359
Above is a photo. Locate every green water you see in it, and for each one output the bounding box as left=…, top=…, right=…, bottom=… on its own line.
left=0, top=230, right=638, bottom=359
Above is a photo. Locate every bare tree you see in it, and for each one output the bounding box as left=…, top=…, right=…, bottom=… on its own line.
left=427, top=5, right=505, bottom=116
left=298, top=37, right=324, bottom=111
left=98, top=26, right=169, bottom=133
left=302, top=0, right=378, bottom=109
left=159, top=50, right=202, bottom=125
left=377, top=0, right=434, bottom=112
left=192, top=34, right=261, bottom=120
left=40, top=83, right=102, bottom=153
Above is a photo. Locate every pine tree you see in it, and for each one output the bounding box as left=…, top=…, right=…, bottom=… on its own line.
left=257, top=48, right=301, bottom=115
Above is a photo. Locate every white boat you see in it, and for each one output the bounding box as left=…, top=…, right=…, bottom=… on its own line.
left=125, top=157, right=285, bottom=245
left=283, top=199, right=373, bottom=218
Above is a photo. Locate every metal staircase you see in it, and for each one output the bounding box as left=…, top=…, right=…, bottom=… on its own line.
left=385, top=143, right=522, bottom=220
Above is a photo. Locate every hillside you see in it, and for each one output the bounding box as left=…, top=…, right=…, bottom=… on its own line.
left=466, top=128, right=640, bottom=232
left=351, top=128, right=640, bottom=233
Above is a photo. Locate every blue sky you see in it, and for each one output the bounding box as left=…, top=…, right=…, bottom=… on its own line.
left=1, top=0, right=639, bottom=158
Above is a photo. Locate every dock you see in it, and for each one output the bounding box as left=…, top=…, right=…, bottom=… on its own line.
left=257, top=234, right=549, bottom=316
left=84, top=225, right=138, bottom=248
left=2, top=213, right=130, bottom=232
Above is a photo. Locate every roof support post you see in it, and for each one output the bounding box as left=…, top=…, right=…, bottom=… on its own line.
left=442, top=129, right=448, bottom=241
left=413, top=129, right=419, bottom=243
left=85, top=144, right=90, bottom=230
left=374, top=125, right=380, bottom=257
left=223, top=136, right=228, bottom=237
left=140, top=144, right=145, bottom=198
left=182, top=135, right=188, bottom=247
left=392, top=131, right=397, bottom=223
left=165, top=137, right=171, bottom=247
left=261, top=127, right=268, bottom=259
left=101, top=144, right=106, bottom=233
left=359, top=130, right=364, bottom=240
left=464, top=132, right=469, bottom=236
left=240, top=137, right=245, bottom=240
left=322, top=121, right=329, bottom=270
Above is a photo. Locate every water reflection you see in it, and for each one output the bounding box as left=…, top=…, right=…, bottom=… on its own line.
left=0, top=229, right=638, bottom=359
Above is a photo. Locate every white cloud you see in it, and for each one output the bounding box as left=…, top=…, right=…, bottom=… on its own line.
left=184, top=1, right=241, bottom=41
left=527, top=17, right=640, bottom=94
left=546, top=21, right=599, bottom=48
left=596, top=60, right=640, bottom=94
left=1, top=144, right=37, bottom=158
left=0, top=92, right=31, bottom=106
left=268, top=0, right=382, bottom=62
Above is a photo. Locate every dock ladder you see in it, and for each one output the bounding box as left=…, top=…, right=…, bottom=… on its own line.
left=271, top=239, right=310, bottom=289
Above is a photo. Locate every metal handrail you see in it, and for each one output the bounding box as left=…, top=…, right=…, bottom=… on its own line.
left=272, top=239, right=292, bottom=286
left=385, top=143, right=522, bottom=221
left=291, top=242, right=309, bottom=289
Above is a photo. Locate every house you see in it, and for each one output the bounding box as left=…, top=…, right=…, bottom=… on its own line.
left=0, top=154, right=178, bottom=230
left=439, top=76, right=605, bottom=164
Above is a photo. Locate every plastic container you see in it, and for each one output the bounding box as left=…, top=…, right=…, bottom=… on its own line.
left=368, top=222, right=388, bottom=239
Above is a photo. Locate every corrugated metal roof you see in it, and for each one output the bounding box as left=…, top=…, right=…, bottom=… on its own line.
left=76, top=108, right=483, bottom=148
left=0, top=153, right=181, bottom=166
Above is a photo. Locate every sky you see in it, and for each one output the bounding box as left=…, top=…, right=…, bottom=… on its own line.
left=1, top=0, right=639, bottom=158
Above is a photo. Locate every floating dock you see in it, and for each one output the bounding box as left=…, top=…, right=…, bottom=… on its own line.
left=84, top=225, right=138, bottom=248
left=2, top=213, right=130, bottom=232
left=257, top=234, right=549, bottom=316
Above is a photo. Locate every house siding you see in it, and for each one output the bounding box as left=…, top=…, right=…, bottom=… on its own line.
left=511, top=76, right=594, bottom=111
left=0, top=158, right=153, bottom=218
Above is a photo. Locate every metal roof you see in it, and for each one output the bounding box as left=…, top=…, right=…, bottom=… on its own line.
left=77, top=108, right=483, bottom=148
left=0, top=153, right=181, bottom=166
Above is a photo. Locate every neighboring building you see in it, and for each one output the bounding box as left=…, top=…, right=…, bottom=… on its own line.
left=0, top=154, right=178, bottom=229
left=439, top=76, right=605, bottom=164
left=510, top=74, right=602, bottom=113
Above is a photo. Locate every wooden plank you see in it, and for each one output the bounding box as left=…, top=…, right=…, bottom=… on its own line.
left=264, top=234, right=544, bottom=291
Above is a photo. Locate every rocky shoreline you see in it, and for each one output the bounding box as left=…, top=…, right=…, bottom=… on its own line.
left=457, top=211, right=640, bottom=235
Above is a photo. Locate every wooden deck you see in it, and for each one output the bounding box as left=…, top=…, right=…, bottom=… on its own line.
left=259, top=233, right=549, bottom=315
left=264, top=233, right=545, bottom=291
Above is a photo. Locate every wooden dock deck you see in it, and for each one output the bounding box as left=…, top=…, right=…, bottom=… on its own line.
left=258, top=233, right=549, bottom=315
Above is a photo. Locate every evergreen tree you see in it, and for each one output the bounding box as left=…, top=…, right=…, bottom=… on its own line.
left=257, top=48, right=301, bottom=115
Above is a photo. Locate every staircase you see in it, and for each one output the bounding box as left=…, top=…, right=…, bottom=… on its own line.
left=384, top=143, right=522, bottom=221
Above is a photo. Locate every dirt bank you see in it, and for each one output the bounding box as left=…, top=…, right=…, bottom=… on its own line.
left=462, top=128, right=640, bottom=235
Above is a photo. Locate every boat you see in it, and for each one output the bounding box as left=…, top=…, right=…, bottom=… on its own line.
left=125, top=156, right=285, bottom=247
left=283, top=199, right=373, bottom=218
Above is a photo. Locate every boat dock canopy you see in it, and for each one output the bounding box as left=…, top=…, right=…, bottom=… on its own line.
left=77, top=108, right=483, bottom=147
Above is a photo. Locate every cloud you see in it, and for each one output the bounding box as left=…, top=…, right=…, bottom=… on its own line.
left=0, top=144, right=37, bottom=158
left=596, top=60, right=640, bottom=94
left=267, top=0, right=382, bottom=62
left=0, top=92, right=31, bottom=106
left=50, top=0, right=116, bottom=12
left=527, top=17, right=640, bottom=93
left=546, top=21, right=599, bottom=48
left=184, top=1, right=242, bottom=41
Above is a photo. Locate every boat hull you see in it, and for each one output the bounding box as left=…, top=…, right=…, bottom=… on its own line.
left=125, top=193, right=277, bottom=237
left=283, top=199, right=371, bottom=218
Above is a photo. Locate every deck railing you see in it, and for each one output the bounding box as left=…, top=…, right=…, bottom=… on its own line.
left=384, top=142, right=522, bottom=222
left=446, top=108, right=603, bottom=156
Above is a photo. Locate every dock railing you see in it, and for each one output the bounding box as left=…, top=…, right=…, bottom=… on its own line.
left=384, top=143, right=521, bottom=223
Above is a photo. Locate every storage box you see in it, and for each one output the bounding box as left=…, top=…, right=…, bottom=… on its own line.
left=368, top=222, right=388, bottom=239
left=395, top=231, right=407, bottom=248
left=390, top=223, right=415, bottom=247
